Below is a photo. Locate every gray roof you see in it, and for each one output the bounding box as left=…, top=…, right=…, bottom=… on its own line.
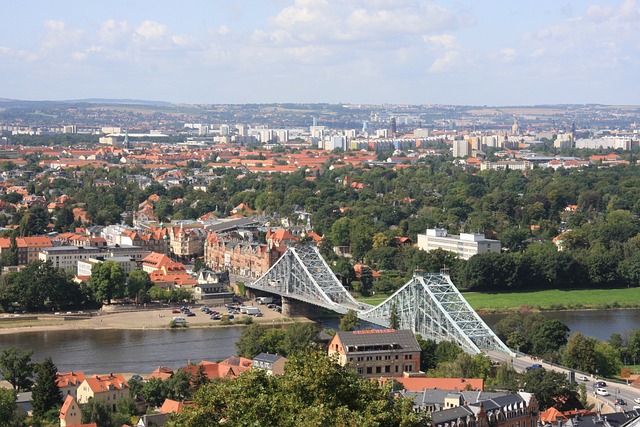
left=564, top=411, right=640, bottom=427
left=336, top=329, right=421, bottom=353
left=253, top=353, right=286, bottom=364
left=402, top=390, right=506, bottom=411
left=206, top=217, right=259, bottom=233
left=430, top=393, right=529, bottom=426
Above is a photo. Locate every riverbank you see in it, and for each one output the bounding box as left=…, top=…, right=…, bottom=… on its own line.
left=0, top=301, right=309, bottom=336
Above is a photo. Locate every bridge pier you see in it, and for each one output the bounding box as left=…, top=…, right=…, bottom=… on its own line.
left=282, top=297, right=322, bottom=317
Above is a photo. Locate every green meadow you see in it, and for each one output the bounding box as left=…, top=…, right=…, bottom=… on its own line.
left=359, top=287, right=640, bottom=313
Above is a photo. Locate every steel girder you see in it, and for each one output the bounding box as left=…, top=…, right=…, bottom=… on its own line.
left=361, top=273, right=514, bottom=355
left=247, top=246, right=512, bottom=356
left=249, top=245, right=363, bottom=313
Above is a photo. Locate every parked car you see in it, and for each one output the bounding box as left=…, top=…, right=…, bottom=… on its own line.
left=526, top=364, right=542, bottom=371
left=615, top=399, right=627, bottom=406
left=577, top=375, right=589, bottom=381
left=172, top=309, right=180, bottom=314
left=595, top=381, right=607, bottom=388
left=634, top=397, right=640, bottom=404
left=596, top=388, right=610, bottom=396
left=185, top=311, right=196, bottom=317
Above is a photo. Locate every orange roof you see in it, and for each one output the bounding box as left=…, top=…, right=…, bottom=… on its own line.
left=57, top=371, right=87, bottom=388
left=388, top=377, right=484, bottom=392
left=84, top=373, right=129, bottom=393
left=145, top=366, right=174, bottom=381
left=160, top=399, right=185, bottom=414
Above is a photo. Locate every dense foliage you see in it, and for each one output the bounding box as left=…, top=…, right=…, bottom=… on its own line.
left=168, top=349, right=427, bottom=427
left=235, top=322, right=320, bottom=359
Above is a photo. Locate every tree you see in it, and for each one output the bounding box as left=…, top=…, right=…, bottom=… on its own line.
left=165, top=369, right=193, bottom=401
left=594, top=341, right=622, bottom=377
left=339, top=309, right=360, bottom=332
left=435, top=341, right=463, bottom=365
left=281, top=322, right=319, bottom=357
left=0, top=388, right=18, bottom=426
left=4, top=260, right=84, bottom=310
left=563, top=333, right=597, bottom=373
left=31, top=356, right=62, bottom=419
left=126, top=270, right=152, bottom=301
left=168, top=349, right=427, bottom=427
left=330, top=217, right=351, bottom=247
left=81, top=398, right=114, bottom=427
left=389, top=303, right=399, bottom=329
left=521, top=368, right=576, bottom=410
left=530, top=319, right=570, bottom=358
left=141, top=378, right=166, bottom=408
left=0, top=347, right=34, bottom=391
left=236, top=324, right=269, bottom=359
left=416, top=335, right=438, bottom=371
left=88, top=260, right=126, bottom=304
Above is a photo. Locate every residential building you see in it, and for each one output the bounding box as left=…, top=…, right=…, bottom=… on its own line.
left=17, top=236, right=53, bottom=265
left=480, top=160, right=533, bottom=171
left=429, top=392, right=539, bottom=427
left=59, top=395, right=84, bottom=427
left=328, top=329, right=421, bottom=378
left=169, top=225, right=207, bottom=262
left=252, top=353, right=288, bottom=375
left=57, top=371, right=87, bottom=399
left=193, top=270, right=232, bottom=300
left=416, top=228, right=501, bottom=260
left=77, top=373, right=130, bottom=412
left=204, top=231, right=282, bottom=279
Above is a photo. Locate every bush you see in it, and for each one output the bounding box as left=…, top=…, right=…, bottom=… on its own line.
left=220, top=318, right=232, bottom=326
left=169, top=320, right=187, bottom=328
left=237, top=316, right=254, bottom=325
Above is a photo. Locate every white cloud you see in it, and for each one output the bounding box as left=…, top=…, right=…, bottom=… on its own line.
left=424, top=34, right=457, bottom=50
left=428, top=50, right=460, bottom=73
left=135, top=20, right=169, bottom=41
left=499, top=48, right=517, bottom=63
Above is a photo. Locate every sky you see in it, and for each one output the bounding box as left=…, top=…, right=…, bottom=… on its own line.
left=1, top=0, right=639, bottom=106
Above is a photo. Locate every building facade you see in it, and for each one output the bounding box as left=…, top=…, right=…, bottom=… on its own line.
left=328, top=329, right=421, bottom=378
left=77, top=373, right=130, bottom=412
left=416, top=228, right=501, bottom=260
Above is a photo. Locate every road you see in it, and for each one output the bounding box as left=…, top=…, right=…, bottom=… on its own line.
left=487, top=350, right=640, bottom=412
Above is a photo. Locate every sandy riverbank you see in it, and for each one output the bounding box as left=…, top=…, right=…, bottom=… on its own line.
left=0, top=300, right=305, bottom=336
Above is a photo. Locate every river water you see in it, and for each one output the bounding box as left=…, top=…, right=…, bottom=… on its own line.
left=0, top=309, right=638, bottom=374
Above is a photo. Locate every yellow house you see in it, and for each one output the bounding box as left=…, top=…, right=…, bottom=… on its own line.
left=77, top=373, right=130, bottom=411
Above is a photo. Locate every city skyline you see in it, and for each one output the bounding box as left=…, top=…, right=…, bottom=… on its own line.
left=2, top=0, right=639, bottom=106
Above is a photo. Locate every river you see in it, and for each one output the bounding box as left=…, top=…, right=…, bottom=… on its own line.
left=0, top=309, right=637, bottom=374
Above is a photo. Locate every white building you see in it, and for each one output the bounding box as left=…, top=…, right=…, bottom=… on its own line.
left=40, top=245, right=149, bottom=273
left=416, top=228, right=501, bottom=260
left=452, top=139, right=471, bottom=158
left=77, top=256, right=139, bottom=277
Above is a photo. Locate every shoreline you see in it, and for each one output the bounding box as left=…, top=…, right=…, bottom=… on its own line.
left=0, top=305, right=313, bottom=336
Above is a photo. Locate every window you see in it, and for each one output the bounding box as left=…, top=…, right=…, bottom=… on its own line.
left=385, top=365, right=390, bottom=373
left=376, top=366, right=381, bottom=374
left=357, top=367, right=363, bottom=374
left=366, top=367, right=372, bottom=374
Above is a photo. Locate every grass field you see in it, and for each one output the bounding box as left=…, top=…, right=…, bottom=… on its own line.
left=358, top=287, right=640, bottom=313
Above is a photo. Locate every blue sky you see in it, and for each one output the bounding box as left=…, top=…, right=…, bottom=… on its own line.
left=2, top=0, right=639, bottom=105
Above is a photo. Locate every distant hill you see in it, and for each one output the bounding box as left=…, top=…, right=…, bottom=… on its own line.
left=0, top=98, right=172, bottom=106
left=68, top=98, right=172, bottom=106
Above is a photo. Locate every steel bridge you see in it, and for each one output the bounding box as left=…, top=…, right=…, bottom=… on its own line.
left=248, top=245, right=514, bottom=356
